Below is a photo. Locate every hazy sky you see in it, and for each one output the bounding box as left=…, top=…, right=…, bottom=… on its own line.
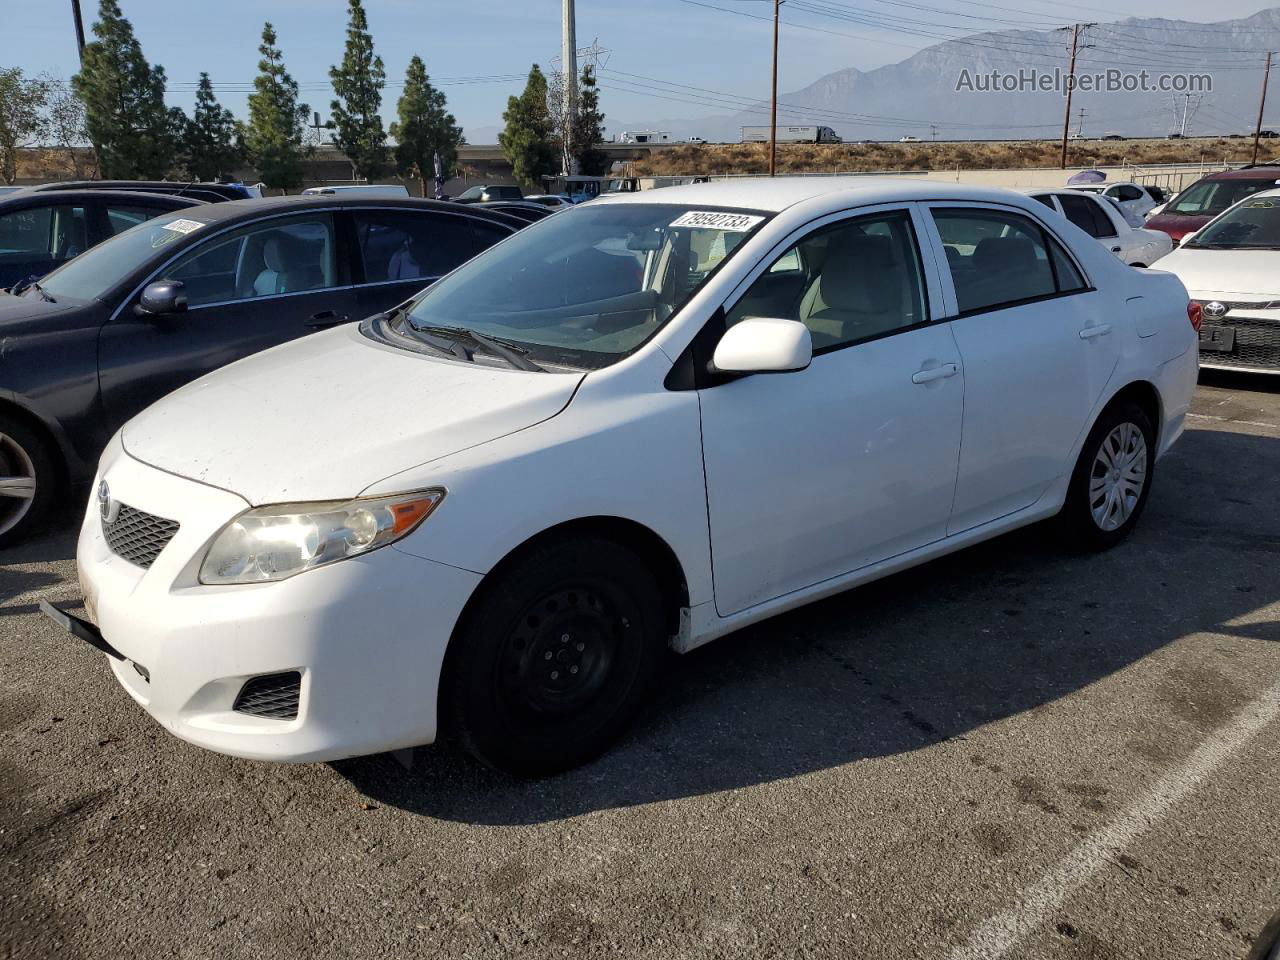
left=7, top=0, right=1278, bottom=138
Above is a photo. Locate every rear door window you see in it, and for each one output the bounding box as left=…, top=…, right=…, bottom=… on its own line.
left=104, top=203, right=171, bottom=236
left=931, top=208, right=1085, bottom=315
left=352, top=211, right=512, bottom=284
left=1059, top=194, right=1115, bottom=238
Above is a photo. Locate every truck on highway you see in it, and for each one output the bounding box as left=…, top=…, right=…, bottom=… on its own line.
left=741, top=125, right=842, bottom=144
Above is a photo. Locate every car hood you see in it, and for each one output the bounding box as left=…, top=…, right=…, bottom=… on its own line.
left=1144, top=212, right=1210, bottom=241
left=0, top=290, right=82, bottom=328
left=121, top=325, right=585, bottom=505
left=1155, top=247, right=1280, bottom=298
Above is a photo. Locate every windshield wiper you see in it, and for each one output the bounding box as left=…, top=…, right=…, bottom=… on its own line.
left=409, top=321, right=545, bottom=372
left=25, top=281, right=55, bottom=303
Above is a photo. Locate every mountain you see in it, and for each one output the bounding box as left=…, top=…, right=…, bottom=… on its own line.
left=615, top=8, right=1280, bottom=142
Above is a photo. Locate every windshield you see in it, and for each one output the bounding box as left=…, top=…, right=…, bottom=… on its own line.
left=1186, top=194, right=1280, bottom=249
left=1168, top=178, right=1278, bottom=217
left=35, top=210, right=211, bottom=301
left=386, top=203, right=769, bottom=369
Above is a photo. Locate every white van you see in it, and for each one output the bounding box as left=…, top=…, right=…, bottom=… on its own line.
left=301, top=184, right=410, bottom=198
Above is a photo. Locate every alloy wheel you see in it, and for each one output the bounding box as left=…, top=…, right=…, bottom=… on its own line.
left=0, top=432, right=37, bottom=537
left=1089, top=422, right=1147, bottom=532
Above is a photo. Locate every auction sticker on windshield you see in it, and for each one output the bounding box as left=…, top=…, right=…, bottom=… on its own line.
left=669, top=211, right=766, bottom=232
left=163, top=218, right=206, bottom=235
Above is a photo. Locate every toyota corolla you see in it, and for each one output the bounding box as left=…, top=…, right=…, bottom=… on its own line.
left=46, top=179, right=1199, bottom=776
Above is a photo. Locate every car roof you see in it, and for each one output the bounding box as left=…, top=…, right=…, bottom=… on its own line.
left=145, top=194, right=526, bottom=227
left=1199, top=166, right=1280, bottom=181
left=0, top=188, right=207, bottom=206
left=593, top=176, right=1055, bottom=213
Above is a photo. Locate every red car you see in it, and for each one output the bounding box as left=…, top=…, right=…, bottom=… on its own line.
left=1146, top=165, right=1280, bottom=243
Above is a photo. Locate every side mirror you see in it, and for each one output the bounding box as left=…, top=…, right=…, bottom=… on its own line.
left=1147, top=203, right=1166, bottom=217
left=712, top=317, right=812, bottom=374
left=136, top=279, right=188, bottom=316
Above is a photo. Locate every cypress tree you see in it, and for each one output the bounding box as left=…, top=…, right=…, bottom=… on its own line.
left=243, top=22, right=309, bottom=192
left=72, top=0, right=178, bottom=179
left=390, top=55, right=463, bottom=197
left=329, top=0, right=387, bottom=181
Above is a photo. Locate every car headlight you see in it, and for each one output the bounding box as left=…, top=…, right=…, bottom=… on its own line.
left=199, top=489, right=445, bottom=585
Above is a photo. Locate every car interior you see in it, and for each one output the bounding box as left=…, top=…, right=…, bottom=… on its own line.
left=726, top=213, right=927, bottom=349
left=166, top=220, right=333, bottom=306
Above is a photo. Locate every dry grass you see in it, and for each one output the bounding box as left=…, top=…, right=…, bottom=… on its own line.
left=632, top=138, right=1280, bottom=176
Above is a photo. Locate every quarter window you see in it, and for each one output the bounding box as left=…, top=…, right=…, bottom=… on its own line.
left=160, top=215, right=336, bottom=307
left=932, top=208, right=1085, bottom=315
left=727, top=210, right=928, bottom=350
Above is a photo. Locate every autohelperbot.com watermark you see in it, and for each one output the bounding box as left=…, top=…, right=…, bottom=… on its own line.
left=955, top=67, right=1212, bottom=95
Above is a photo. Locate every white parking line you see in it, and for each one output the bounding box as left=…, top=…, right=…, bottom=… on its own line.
left=946, top=676, right=1280, bottom=960
left=1188, top=412, right=1280, bottom=432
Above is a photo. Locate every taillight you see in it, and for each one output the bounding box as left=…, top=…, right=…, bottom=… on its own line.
left=1188, top=300, right=1203, bottom=332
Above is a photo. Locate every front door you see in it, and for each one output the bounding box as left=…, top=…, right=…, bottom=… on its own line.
left=697, top=207, right=965, bottom=617
left=98, top=212, right=355, bottom=428
left=924, top=204, right=1121, bottom=534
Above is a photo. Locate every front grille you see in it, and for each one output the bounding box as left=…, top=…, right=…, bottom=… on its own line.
left=103, top=504, right=180, bottom=568
left=233, top=672, right=302, bottom=720
left=1202, top=316, right=1280, bottom=370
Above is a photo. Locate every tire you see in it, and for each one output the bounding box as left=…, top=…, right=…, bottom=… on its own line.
left=0, top=413, right=58, bottom=549
left=1058, top=400, right=1156, bottom=551
left=442, top=536, right=667, bottom=776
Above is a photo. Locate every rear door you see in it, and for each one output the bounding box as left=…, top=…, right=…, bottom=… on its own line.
left=347, top=208, right=515, bottom=318
left=98, top=211, right=356, bottom=426
left=923, top=203, right=1120, bottom=533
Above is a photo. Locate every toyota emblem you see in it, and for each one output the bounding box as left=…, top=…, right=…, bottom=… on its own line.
left=97, top=480, right=118, bottom=524
left=1203, top=301, right=1227, bottom=320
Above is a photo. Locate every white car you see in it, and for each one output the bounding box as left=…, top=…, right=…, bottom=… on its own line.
left=1024, top=189, right=1173, bottom=266
left=523, top=194, right=575, bottom=210
left=1068, top=182, right=1161, bottom=221
left=54, top=179, right=1199, bottom=775
left=1155, top=187, right=1280, bottom=373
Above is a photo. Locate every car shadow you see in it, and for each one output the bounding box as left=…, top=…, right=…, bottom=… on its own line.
left=334, top=425, right=1280, bottom=825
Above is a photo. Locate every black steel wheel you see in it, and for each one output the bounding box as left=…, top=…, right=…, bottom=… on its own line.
left=443, top=536, right=667, bottom=776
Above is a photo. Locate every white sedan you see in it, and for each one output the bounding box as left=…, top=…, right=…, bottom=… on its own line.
left=54, top=179, right=1199, bottom=775
left=1068, top=181, right=1162, bottom=221
left=1155, top=187, right=1280, bottom=373
left=1024, top=188, right=1172, bottom=266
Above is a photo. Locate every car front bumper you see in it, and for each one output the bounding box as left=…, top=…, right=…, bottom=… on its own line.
left=67, top=439, right=481, bottom=763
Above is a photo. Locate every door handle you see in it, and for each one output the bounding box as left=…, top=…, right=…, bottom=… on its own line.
left=1111, top=246, right=1122, bottom=253
left=1078, top=323, right=1113, bottom=340
left=911, top=362, right=959, bottom=384
left=305, top=310, right=350, bottom=329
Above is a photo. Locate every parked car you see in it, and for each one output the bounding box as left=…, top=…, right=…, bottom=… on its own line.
left=301, top=184, right=410, bottom=198
left=31, top=179, right=259, bottom=203
left=1024, top=188, right=1172, bottom=266
left=1067, top=181, right=1160, bottom=220
left=1145, top=166, right=1280, bottom=243
left=52, top=180, right=1197, bottom=775
left=470, top=200, right=554, bottom=223
left=0, top=196, right=522, bottom=544
left=453, top=184, right=523, bottom=203
left=1155, top=187, right=1280, bottom=373
left=523, top=194, right=575, bottom=209
left=0, top=189, right=205, bottom=290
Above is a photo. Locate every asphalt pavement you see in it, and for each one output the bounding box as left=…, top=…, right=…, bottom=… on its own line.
left=2, top=373, right=1279, bottom=960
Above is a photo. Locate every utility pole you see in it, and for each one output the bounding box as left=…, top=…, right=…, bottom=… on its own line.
left=930, top=123, right=938, bottom=141
left=1253, top=52, right=1273, bottom=165
left=769, top=0, right=783, bottom=176
left=70, top=0, right=86, bottom=65
left=562, top=0, right=579, bottom=176
left=1059, top=23, right=1094, bottom=168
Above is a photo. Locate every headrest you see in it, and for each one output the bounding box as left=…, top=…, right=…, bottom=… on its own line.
left=262, top=234, right=297, bottom=273
left=817, top=234, right=899, bottom=312
left=974, top=237, right=1037, bottom=274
